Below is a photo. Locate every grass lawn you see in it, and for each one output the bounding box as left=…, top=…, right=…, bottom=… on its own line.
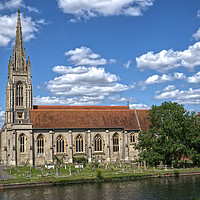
left=1, top=163, right=200, bottom=186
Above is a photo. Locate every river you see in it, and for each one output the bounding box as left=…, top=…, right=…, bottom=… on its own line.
left=0, top=175, right=200, bottom=200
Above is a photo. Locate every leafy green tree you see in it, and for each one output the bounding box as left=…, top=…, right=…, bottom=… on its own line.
left=135, top=101, right=195, bottom=166
left=187, top=115, right=200, bottom=166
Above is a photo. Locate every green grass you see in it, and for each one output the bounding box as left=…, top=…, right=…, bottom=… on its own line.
left=1, top=164, right=200, bottom=186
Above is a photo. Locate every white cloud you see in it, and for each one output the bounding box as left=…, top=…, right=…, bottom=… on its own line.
left=34, top=95, right=105, bottom=105
left=53, top=66, right=90, bottom=75
left=154, top=86, right=200, bottom=105
left=109, top=59, right=117, bottom=64
left=0, top=0, right=22, bottom=10
left=108, top=95, right=135, bottom=102
left=187, top=71, right=200, bottom=83
left=41, top=66, right=135, bottom=105
left=197, top=10, right=200, bottom=18
left=0, top=12, right=45, bottom=46
left=136, top=42, right=200, bottom=72
left=57, top=0, right=154, bottom=20
left=65, top=47, right=107, bottom=66
left=0, top=110, right=5, bottom=129
left=193, top=28, right=200, bottom=41
left=139, top=72, right=186, bottom=90
left=123, top=60, right=131, bottom=69
left=38, top=48, right=135, bottom=105
left=163, top=85, right=176, bottom=92
left=0, top=0, right=39, bottom=13
left=129, top=103, right=150, bottom=109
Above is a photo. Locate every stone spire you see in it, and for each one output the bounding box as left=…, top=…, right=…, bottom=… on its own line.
left=12, top=8, right=26, bottom=71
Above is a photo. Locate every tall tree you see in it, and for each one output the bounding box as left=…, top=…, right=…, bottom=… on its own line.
left=135, top=101, right=194, bottom=166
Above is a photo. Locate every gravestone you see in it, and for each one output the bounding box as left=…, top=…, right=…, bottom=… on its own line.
left=26, top=171, right=29, bottom=179
left=69, top=166, right=72, bottom=176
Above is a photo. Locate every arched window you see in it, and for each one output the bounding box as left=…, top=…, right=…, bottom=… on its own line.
left=19, top=133, right=25, bottom=153
left=130, top=133, right=135, bottom=143
left=16, top=82, right=23, bottom=106
left=56, top=135, right=65, bottom=153
left=94, top=134, right=103, bottom=152
left=76, top=134, right=83, bottom=153
left=113, top=133, right=119, bottom=152
left=37, top=134, right=44, bottom=155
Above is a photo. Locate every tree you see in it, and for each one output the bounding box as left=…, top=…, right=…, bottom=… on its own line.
left=187, top=115, right=200, bottom=166
left=135, top=101, right=195, bottom=166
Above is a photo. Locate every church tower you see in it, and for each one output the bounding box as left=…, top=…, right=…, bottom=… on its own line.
left=5, top=9, right=33, bottom=124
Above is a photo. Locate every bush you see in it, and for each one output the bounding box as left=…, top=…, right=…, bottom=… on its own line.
left=96, top=170, right=103, bottom=181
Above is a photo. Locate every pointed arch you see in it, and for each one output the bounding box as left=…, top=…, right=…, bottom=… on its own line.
left=94, top=134, right=103, bottom=152
left=76, top=134, right=83, bottom=153
left=37, top=134, right=44, bottom=155
left=113, top=133, right=120, bottom=152
left=16, top=81, right=23, bottom=106
left=19, top=133, right=26, bottom=153
left=56, top=135, right=65, bottom=153
left=130, top=132, right=135, bottom=143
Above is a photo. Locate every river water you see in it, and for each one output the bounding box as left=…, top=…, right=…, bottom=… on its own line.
left=0, top=175, right=200, bottom=200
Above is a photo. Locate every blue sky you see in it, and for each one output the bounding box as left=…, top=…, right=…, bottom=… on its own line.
left=0, top=0, right=200, bottom=127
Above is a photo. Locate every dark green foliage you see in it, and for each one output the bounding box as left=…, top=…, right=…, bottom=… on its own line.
left=96, top=170, right=103, bottom=181
left=135, top=101, right=200, bottom=166
left=73, top=157, right=88, bottom=167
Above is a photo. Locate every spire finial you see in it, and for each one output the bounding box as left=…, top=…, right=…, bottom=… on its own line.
left=127, top=101, right=130, bottom=109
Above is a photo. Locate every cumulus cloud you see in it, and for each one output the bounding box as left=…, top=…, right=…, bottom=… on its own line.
left=163, top=85, right=176, bottom=92
left=129, top=103, right=150, bottom=109
left=108, top=95, right=135, bottom=102
left=65, top=47, right=107, bottom=66
left=47, top=66, right=134, bottom=96
left=37, top=47, right=135, bottom=105
left=154, top=86, right=200, bottom=105
left=0, top=0, right=39, bottom=13
left=123, top=60, right=131, bottom=69
left=136, top=42, right=200, bottom=72
left=0, top=12, right=45, bottom=46
left=34, top=95, right=105, bottom=105
left=53, top=66, right=90, bottom=75
left=139, top=72, right=186, bottom=90
left=57, top=0, right=154, bottom=20
left=187, top=71, right=200, bottom=83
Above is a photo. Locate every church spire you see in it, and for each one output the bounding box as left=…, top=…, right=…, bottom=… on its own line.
left=13, top=8, right=26, bottom=71
left=15, top=8, right=24, bottom=49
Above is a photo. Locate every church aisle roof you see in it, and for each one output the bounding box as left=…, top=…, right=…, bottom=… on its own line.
left=135, top=109, right=151, bottom=131
left=30, top=105, right=144, bottom=130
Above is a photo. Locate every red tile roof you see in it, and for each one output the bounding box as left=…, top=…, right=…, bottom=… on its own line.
left=33, top=105, right=129, bottom=110
left=135, top=109, right=151, bottom=131
left=30, top=105, right=143, bottom=130
left=30, top=106, right=199, bottom=131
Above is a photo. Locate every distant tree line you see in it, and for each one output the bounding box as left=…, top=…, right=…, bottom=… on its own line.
left=135, top=101, right=200, bottom=167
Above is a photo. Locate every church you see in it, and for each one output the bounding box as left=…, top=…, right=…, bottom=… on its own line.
left=0, top=9, right=150, bottom=166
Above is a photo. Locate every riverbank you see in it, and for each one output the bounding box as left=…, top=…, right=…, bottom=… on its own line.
left=0, top=167, right=200, bottom=189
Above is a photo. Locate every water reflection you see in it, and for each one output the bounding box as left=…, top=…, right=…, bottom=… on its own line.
left=0, top=176, right=200, bottom=200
